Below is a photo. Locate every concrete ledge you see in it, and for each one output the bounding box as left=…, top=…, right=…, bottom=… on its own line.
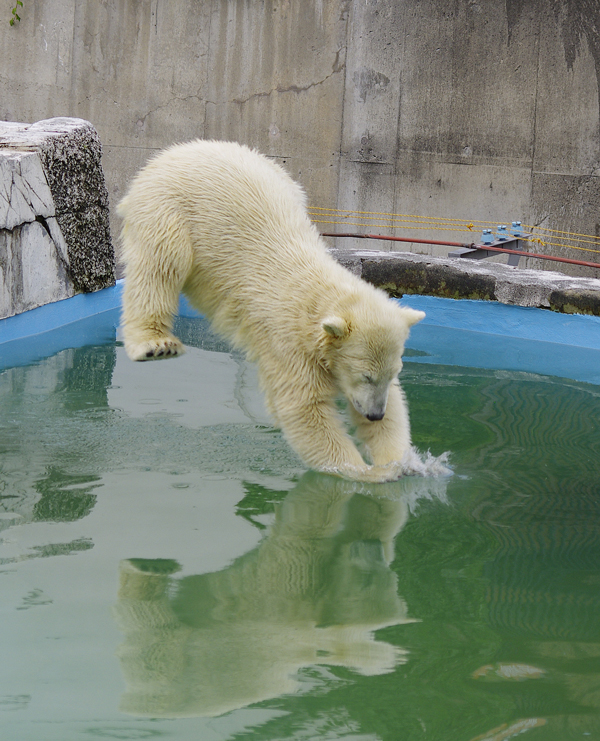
left=331, top=249, right=600, bottom=317
left=0, top=117, right=115, bottom=320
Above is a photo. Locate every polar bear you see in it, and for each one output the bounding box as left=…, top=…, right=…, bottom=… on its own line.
left=118, top=140, right=424, bottom=482
left=114, top=473, right=420, bottom=717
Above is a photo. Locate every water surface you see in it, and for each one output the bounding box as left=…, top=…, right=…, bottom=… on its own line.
left=1, top=316, right=599, bottom=740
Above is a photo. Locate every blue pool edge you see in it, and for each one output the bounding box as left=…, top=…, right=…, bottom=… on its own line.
left=1, top=284, right=600, bottom=384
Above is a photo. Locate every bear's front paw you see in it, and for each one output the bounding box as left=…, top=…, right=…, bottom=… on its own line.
left=126, top=337, right=185, bottom=362
left=329, top=460, right=405, bottom=484
left=353, top=461, right=407, bottom=483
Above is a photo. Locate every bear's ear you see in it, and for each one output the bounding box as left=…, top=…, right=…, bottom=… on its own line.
left=398, top=307, right=426, bottom=327
left=322, top=316, right=349, bottom=338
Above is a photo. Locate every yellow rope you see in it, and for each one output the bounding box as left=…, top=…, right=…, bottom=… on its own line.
left=525, top=232, right=600, bottom=248
left=311, top=219, right=478, bottom=233
left=530, top=239, right=600, bottom=256
left=309, top=212, right=483, bottom=231
left=310, top=206, right=600, bottom=241
left=522, top=224, right=600, bottom=241
left=309, top=206, right=491, bottom=227
left=309, top=206, right=600, bottom=256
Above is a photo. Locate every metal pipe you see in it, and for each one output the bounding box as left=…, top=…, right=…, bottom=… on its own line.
left=321, top=232, right=471, bottom=248
left=320, top=232, right=600, bottom=270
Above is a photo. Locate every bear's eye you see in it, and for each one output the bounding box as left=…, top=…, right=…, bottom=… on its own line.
left=363, top=374, right=375, bottom=384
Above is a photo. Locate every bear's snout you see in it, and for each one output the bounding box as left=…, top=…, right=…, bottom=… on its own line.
left=351, top=394, right=388, bottom=422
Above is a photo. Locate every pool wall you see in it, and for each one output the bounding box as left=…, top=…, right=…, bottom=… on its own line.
left=2, top=280, right=599, bottom=384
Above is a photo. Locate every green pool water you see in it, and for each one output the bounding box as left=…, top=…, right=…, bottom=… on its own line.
left=1, top=316, right=599, bottom=741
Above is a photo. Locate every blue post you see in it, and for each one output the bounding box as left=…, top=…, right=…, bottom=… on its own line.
left=496, top=225, right=509, bottom=241
left=481, top=229, right=494, bottom=245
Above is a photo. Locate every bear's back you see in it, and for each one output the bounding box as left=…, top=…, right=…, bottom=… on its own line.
left=125, top=140, right=309, bottom=236
left=119, top=139, right=355, bottom=352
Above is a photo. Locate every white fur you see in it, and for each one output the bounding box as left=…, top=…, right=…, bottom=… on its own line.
left=118, top=140, right=425, bottom=482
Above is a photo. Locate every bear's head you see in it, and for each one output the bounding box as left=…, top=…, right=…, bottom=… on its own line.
left=322, top=303, right=425, bottom=421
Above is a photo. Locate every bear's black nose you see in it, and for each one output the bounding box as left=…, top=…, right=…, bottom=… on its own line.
left=366, top=411, right=385, bottom=422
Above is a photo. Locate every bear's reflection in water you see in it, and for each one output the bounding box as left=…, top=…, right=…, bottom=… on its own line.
left=114, top=471, right=448, bottom=717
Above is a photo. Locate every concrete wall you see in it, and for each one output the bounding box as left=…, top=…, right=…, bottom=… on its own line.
left=1, top=0, right=599, bottom=277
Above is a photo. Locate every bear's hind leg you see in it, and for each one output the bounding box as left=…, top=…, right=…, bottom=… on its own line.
left=121, top=225, right=192, bottom=362
left=122, top=281, right=186, bottom=361
left=124, top=327, right=185, bottom=362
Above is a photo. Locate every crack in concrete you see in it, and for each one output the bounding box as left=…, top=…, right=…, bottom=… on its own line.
left=229, top=50, right=345, bottom=106
left=36, top=216, right=71, bottom=276
left=138, top=94, right=204, bottom=126
left=1, top=155, right=54, bottom=232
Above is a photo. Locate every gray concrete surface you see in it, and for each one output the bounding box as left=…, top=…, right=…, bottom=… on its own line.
left=1, top=1, right=599, bottom=279
left=332, top=248, right=600, bottom=316
left=0, top=118, right=114, bottom=319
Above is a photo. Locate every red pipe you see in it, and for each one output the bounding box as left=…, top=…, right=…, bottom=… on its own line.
left=321, top=232, right=470, bottom=248
left=320, top=232, right=600, bottom=270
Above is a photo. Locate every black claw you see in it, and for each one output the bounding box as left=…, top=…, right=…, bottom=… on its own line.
left=145, top=350, right=154, bottom=358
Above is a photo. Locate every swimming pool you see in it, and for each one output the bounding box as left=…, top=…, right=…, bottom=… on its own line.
left=1, top=285, right=599, bottom=740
